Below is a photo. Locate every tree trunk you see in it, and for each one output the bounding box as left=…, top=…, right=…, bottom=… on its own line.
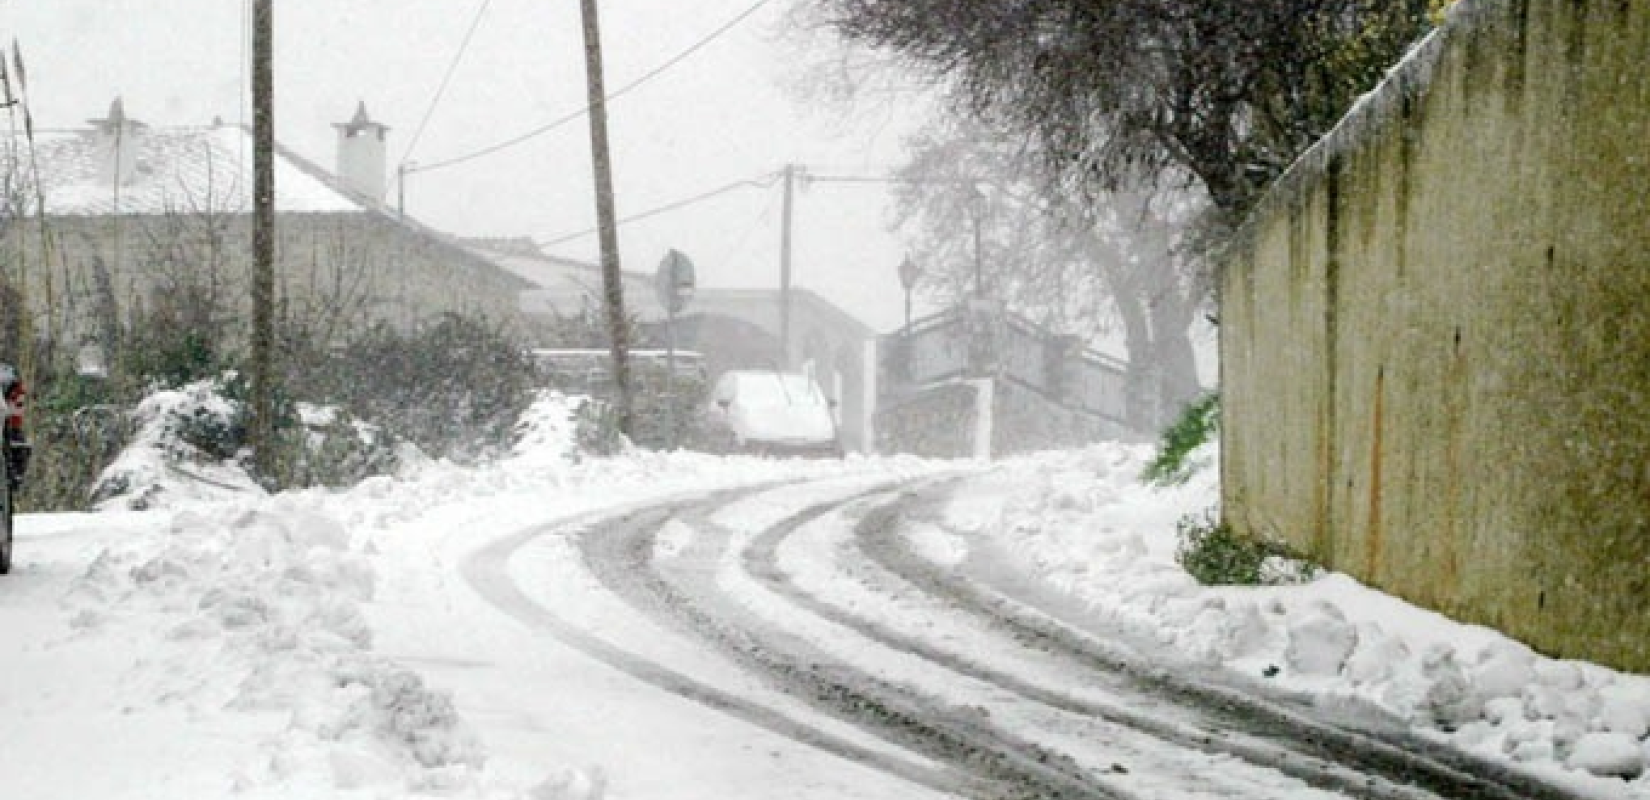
left=1149, top=296, right=1202, bottom=423
left=1091, top=242, right=1204, bottom=432
left=1092, top=245, right=1157, bottom=433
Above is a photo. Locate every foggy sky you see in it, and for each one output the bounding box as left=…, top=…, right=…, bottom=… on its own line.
left=5, top=0, right=929, bottom=331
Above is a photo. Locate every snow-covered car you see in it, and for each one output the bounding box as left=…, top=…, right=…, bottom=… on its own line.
left=700, top=370, right=842, bottom=457
left=0, top=362, right=29, bottom=575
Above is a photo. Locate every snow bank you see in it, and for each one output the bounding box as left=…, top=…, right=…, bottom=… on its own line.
left=947, top=443, right=1650, bottom=796
left=62, top=492, right=498, bottom=795
left=41, top=387, right=947, bottom=798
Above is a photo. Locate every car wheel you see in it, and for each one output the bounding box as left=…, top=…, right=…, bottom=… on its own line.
left=0, top=463, right=12, bottom=575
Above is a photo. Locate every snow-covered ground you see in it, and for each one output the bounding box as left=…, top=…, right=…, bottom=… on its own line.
left=945, top=446, right=1650, bottom=798
left=0, top=389, right=1645, bottom=798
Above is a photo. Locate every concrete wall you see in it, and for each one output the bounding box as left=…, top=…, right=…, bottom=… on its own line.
left=876, top=377, right=1129, bottom=459
left=990, top=380, right=1132, bottom=456
left=876, top=381, right=981, bottom=458
left=1221, top=0, right=1650, bottom=670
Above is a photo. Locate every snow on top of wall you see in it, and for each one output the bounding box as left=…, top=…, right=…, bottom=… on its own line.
left=1236, top=0, right=1495, bottom=236
left=6, top=123, right=366, bottom=216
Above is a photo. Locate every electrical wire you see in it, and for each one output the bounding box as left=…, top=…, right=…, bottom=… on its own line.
left=806, top=173, right=974, bottom=186
left=713, top=189, right=779, bottom=268
left=411, top=0, right=778, bottom=175
left=399, top=0, right=493, bottom=167
left=536, top=171, right=780, bottom=248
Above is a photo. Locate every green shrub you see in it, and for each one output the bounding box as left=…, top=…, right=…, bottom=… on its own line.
left=326, top=314, right=536, bottom=463
left=626, top=360, right=705, bottom=451
left=23, top=310, right=538, bottom=506
left=1142, top=391, right=1219, bottom=486
left=21, top=373, right=134, bottom=512
left=1175, top=510, right=1318, bottom=586
left=118, top=288, right=231, bottom=390
left=571, top=398, right=625, bottom=457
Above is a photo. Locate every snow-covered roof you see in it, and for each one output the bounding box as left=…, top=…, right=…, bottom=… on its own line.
left=478, top=242, right=873, bottom=338
left=5, top=123, right=367, bottom=216
left=463, top=241, right=667, bottom=319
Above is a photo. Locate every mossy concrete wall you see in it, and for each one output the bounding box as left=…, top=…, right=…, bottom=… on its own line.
left=1221, top=0, right=1650, bottom=670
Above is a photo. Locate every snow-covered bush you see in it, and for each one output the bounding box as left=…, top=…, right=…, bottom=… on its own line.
left=284, top=403, right=403, bottom=489
left=91, top=378, right=410, bottom=508
left=571, top=397, right=627, bottom=457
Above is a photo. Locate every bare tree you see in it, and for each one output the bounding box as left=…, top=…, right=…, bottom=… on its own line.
left=805, top=0, right=1430, bottom=220
left=892, top=118, right=1205, bottom=426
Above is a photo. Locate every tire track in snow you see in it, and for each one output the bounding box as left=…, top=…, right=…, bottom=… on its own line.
left=467, top=476, right=1592, bottom=800
left=459, top=489, right=977, bottom=799
left=742, top=494, right=1442, bottom=800
left=582, top=488, right=1131, bottom=800
left=846, top=480, right=1591, bottom=800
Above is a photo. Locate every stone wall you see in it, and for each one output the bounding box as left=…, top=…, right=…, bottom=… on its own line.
left=1221, top=0, right=1650, bottom=670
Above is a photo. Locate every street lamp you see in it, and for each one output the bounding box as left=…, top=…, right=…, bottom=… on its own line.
left=396, top=160, right=420, bottom=219
left=968, top=184, right=985, bottom=296
left=897, top=254, right=920, bottom=333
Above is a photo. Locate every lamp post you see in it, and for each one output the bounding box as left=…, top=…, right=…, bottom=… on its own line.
left=397, top=160, right=417, bottom=218
left=655, top=249, right=697, bottom=449
left=897, top=254, right=920, bottom=333
left=968, top=184, right=985, bottom=296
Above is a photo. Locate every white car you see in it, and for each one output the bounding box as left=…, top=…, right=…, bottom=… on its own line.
left=701, top=370, right=842, bottom=457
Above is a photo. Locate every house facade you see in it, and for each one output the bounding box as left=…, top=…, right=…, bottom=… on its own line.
left=0, top=99, right=529, bottom=359
left=472, top=239, right=876, bottom=452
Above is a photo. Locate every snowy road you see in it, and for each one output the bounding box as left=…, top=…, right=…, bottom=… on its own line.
left=458, top=474, right=1589, bottom=800
left=5, top=394, right=1643, bottom=799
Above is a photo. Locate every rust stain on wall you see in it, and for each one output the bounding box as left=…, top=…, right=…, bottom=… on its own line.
left=1220, top=0, right=1650, bottom=670
left=1365, top=366, right=1385, bottom=576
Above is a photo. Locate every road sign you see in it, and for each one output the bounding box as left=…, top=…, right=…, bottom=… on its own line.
left=655, top=249, right=697, bottom=314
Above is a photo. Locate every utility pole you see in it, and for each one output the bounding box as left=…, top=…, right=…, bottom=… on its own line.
left=579, top=0, right=634, bottom=437
left=778, top=163, right=796, bottom=368
left=249, top=0, right=277, bottom=479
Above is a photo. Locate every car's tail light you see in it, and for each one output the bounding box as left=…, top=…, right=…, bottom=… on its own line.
left=4, top=377, right=23, bottom=431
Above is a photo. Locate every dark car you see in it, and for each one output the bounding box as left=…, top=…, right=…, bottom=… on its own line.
left=0, top=363, right=30, bottom=575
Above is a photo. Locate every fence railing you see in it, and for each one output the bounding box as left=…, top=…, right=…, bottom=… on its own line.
left=879, top=305, right=1130, bottom=425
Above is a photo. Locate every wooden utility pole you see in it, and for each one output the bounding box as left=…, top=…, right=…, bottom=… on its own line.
left=579, top=0, right=633, bottom=436
left=778, top=163, right=795, bottom=368
left=249, top=0, right=277, bottom=478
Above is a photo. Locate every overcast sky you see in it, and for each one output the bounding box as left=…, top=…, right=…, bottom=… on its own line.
left=5, top=0, right=934, bottom=331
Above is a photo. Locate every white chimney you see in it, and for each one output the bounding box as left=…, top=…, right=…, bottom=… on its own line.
left=89, top=97, right=144, bottom=188
left=332, top=101, right=389, bottom=202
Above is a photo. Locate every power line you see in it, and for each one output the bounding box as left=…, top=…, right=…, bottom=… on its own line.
left=713, top=189, right=780, bottom=267
left=400, top=0, right=493, bottom=167
left=806, top=173, right=976, bottom=186
left=537, top=171, right=780, bottom=248
left=412, top=0, right=778, bottom=175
